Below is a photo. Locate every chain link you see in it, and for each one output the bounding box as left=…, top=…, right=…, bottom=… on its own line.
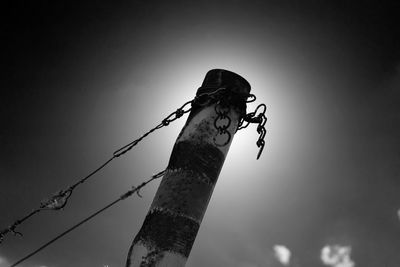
left=237, top=103, right=267, bottom=159
left=213, top=101, right=232, bottom=147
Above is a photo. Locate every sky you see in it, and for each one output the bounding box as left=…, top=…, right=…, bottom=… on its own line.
left=1, top=1, right=400, bottom=266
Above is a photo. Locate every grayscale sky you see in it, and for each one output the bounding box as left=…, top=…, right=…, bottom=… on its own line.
left=1, top=1, right=400, bottom=267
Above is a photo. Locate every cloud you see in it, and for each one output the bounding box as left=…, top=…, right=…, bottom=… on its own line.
left=397, top=209, right=400, bottom=222
left=320, top=245, right=355, bottom=267
left=273, top=245, right=291, bottom=266
left=0, top=256, right=10, bottom=267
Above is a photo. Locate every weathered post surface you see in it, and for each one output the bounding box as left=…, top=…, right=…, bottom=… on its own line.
left=126, top=69, right=251, bottom=266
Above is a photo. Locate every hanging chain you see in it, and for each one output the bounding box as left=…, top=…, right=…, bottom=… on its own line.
left=237, top=103, right=267, bottom=159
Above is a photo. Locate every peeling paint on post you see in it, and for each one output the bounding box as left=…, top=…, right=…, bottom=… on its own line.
left=126, top=69, right=251, bottom=267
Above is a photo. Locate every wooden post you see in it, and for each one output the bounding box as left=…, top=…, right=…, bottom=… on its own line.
left=126, top=69, right=251, bottom=266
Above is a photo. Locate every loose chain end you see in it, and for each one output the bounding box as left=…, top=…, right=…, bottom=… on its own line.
left=238, top=103, right=267, bottom=160
left=256, top=140, right=265, bottom=160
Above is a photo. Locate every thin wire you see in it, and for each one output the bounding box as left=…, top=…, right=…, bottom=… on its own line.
left=1, top=98, right=193, bottom=243
left=112, top=124, right=164, bottom=158
left=9, top=170, right=166, bottom=267
left=0, top=157, right=115, bottom=243
left=69, top=157, right=115, bottom=191
left=1, top=88, right=259, bottom=243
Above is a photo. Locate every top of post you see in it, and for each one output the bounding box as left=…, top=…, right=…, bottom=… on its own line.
left=197, top=69, right=251, bottom=96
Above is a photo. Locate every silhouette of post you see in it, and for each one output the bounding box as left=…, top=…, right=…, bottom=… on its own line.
left=126, top=69, right=251, bottom=266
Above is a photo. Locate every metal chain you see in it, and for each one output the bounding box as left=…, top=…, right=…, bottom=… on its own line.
left=237, top=103, right=267, bottom=159
left=213, top=100, right=232, bottom=147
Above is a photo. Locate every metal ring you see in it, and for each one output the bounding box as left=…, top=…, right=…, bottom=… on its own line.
left=214, top=115, right=231, bottom=131
left=254, top=103, right=267, bottom=115
left=213, top=131, right=231, bottom=147
left=246, top=94, right=256, bottom=103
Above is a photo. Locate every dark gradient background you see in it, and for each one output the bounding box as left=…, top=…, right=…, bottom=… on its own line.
left=1, top=1, right=400, bottom=266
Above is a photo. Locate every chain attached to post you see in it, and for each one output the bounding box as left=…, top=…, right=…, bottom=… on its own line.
left=213, top=100, right=232, bottom=147
left=197, top=87, right=267, bottom=158
left=237, top=103, right=267, bottom=159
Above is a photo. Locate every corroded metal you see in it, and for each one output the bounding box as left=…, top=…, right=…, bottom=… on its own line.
left=126, top=69, right=251, bottom=267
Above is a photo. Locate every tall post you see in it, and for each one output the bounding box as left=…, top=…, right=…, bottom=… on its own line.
left=126, top=69, right=251, bottom=266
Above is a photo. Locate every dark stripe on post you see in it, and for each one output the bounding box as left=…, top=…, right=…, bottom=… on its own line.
left=168, top=140, right=225, bottom=185
left=133, top=209, right=200, bottom=258
left=150, top=169, right=214, bottom=221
